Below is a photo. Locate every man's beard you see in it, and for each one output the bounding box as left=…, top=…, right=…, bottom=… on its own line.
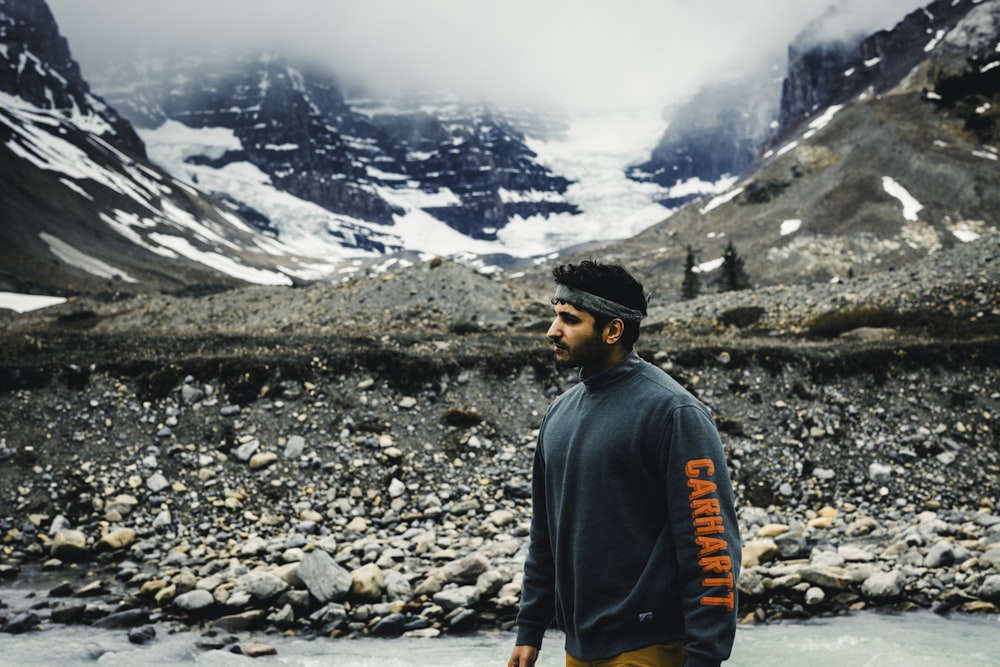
left=553, top=329, right=606, bottom=369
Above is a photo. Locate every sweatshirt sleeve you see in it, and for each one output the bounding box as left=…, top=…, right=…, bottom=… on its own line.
left=662, top=404, right=741, bottom=667
left=515, top=432, right=557, bottom=648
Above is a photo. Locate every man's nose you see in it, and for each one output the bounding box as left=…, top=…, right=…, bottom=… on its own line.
left=546, top=318, right=560, bottom=339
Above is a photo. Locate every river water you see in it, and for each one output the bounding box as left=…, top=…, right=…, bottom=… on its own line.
left=1, top=603, right=997, bottom=667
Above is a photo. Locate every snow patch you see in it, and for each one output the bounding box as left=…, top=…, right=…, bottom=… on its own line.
left=925, top=30, right=946, bottom=52
left=953, top=228, right=981, bottom=242
left=0, top=292, right=67, bottom=313
left=694, top=258, right=724, bottom=273
left=803, top=105, right=844, bottom=139
left=700, top=188, right=744, bottom=215
left=148, top=233, right=293, bottom=285
left=39, top=232, right=138, bottom=283
left=881, top=176, right=923, bottom=221
left=781, top=219, right=802, bottom=236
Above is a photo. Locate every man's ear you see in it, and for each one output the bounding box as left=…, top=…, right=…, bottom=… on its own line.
left=603, top=318, right=624, bottom=345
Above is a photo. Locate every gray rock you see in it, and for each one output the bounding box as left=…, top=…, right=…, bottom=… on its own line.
left=800, top=565, right=853, bottom=590
left=868, top=462, right=893, bottom=483
left=862, top=570, right=906, bottom=599
left=804, top=586, right=826, bottom=605
left=476, top=569, right=509, bottom=597
left=180, top=384, right=204, bottom=405
left=146, top=473, right=169, bottom=492
left=774, top=523, right=809, bottom=559
left=298, top=549, right=352, bottom=603
left=978, top=574, right=1000, bottom=603
left=50, top=529, right=88, bottom=561
left=173, top=589, right=215, bottom=612
left=433, top=585, right=480, bottom=611
left=237, top=570, right=289, bottom=602
left=152, top=508, right=173, bottom=528
left=93, top=608, right=149, bottom=628
left=308, top=602, right=348, bottom=631
left=371, top=612, right=408, bottom=636
left=442, top=553, right=490, bottom=584
left=2, top=612, right=41, bottom=634
left=350, top=563, right=385, bottom=601
left=233, top=440, right=260, bottom=461
left=923, top=541, right=955, bottom=568
left=283, top=435, right=306, bottom=459
left=127, top=625, right=157, bottom=645
left=384, top=570, right=413, bottom=602
left=214, top=610, right=268, bottom=632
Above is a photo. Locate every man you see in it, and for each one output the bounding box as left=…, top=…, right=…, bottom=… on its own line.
left=508, top=260, right=740, bottom=667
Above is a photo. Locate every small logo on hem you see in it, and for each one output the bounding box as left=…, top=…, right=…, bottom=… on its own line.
left=638, top=611, right=653, bottom=623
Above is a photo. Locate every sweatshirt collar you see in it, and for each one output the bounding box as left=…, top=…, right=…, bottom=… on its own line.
left=581, top=348, right=643, bottom=389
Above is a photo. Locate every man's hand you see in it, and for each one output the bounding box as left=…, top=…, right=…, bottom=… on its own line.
left=508, top=644, right=540, bottom=667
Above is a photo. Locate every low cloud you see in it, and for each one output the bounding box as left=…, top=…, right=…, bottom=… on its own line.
left=47, top=0, right=928, bottom=113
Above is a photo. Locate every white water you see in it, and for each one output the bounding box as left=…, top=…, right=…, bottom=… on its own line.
left=1, top=611, right=997, bottom=666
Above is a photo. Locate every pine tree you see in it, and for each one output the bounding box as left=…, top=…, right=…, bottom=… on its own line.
left=716, top=240, right=752, bottom=293
left=681, top=245, right=701, bottom=300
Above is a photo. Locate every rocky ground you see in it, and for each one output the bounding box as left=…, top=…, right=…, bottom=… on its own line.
left=0, top=238, right=998, bottom=653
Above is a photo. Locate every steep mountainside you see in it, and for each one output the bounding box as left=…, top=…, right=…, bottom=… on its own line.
left=778, top=0, right=979, bottom=134
left=0, top=0, right=339, bottom=295
left=628, top=61, right=784, bottom=206
left=632, top=0, right=989, bottom=203
left=0, top=0, right=141, bottom=157
left=589, top=0, right=1000, bottom=298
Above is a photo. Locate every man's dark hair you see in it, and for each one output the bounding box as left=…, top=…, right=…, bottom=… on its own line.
left=552, top=260, right=646, bottom=348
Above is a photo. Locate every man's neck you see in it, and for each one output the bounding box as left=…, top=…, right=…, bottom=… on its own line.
left=582, top=346, right=630, bottom=376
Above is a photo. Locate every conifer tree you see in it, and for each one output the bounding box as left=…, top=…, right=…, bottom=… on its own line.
left=681, top=245, right=701, bottom=300
left=716, top=240, right=752, bottom=292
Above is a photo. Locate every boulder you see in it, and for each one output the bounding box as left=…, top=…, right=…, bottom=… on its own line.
left=50, top=529, right=89, bottom=561
left=298, top=549, right=352, bottom=604
left=350, top=563, right=385, bottom=601
left=862, top=570, right=906, bottom=599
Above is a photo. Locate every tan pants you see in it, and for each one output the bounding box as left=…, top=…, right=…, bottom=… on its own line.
left=565, top=641, right=686, bottom=667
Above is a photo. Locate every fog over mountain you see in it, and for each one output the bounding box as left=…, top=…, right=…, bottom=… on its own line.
left=47, top=0, right=926, bottom=114
left=7, top=0, right=989, bottom=298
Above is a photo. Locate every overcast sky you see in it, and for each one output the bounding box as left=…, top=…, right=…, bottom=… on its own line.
left=47, top=0, right=929, bottom=113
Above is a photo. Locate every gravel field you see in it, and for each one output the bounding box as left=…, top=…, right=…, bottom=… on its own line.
left=1, top=237, right=998, bottom=647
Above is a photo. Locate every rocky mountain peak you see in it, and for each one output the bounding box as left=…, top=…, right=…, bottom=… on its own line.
left=0, top=0, right=144, bottom=157
left=95, top=53, right=578, bottom=243
left=778, top=0, right=981, bottom=132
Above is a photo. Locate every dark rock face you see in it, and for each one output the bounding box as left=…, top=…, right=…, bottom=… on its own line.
left=633, top=0, right=990, bottom=199
left=0, top=0, right=145, bottom=158
left=96, top=55, right=579, bottom=241
left=925, top=1, right=1000, bottom=144
left=629, top=64, right=782, bottom=199
left=778, top=0, right=976, bottom=131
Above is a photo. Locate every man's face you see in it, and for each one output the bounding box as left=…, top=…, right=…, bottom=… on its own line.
left=546, top=301, right=609, bottom=371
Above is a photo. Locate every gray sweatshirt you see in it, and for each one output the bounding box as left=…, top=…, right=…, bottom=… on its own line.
left=515, top=350, right=741, bottom=667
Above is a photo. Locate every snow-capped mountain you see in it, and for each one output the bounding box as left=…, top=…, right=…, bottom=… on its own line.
left=0, top=0, right=335, bottom=294
left=2, top=0, right=997, bottom=300
left=91, top=54, right=583, bottom=256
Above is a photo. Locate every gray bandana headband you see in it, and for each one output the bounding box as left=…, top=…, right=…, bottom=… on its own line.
left=554, top=284, right=647, bottom=322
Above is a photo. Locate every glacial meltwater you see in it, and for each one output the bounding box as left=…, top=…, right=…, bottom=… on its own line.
left=1, top=583, right=997, bottom=667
